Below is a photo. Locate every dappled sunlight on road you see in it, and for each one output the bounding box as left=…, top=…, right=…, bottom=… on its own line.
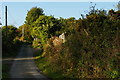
left=2, top=57, right=37, bottom=61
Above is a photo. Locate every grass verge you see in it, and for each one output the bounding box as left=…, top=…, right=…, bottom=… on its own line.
left=34, top=49, right=66, bottom=80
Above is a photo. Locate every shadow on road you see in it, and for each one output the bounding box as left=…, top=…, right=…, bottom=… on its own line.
left=5, top=45, right=50, bottom=79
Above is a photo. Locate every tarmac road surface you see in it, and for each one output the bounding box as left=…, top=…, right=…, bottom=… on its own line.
left=9, top=45, right=49, bottom=80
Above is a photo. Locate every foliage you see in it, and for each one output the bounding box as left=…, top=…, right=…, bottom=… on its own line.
left=2, top=64, right=9, bottom=78
left=2, top=25, right=19, bottom=49
left=14, top=5, right=120, bottom=79
left=31, top=15, right=62, bottom=48
left=117, top=1, right=120, bottom=10
left=18, top=24, right=33, bottom=43
left=36, top=9, right=120, bottom=79
left=2, top=25, right=22, bottom=57
left=58, top=17, right=78, bottom=36
left=32, top=38, right=42, bottom=48
left=25, top=7, right=44, bottom=25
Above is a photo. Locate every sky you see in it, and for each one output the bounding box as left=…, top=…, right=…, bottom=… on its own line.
left=0, top=2, right=119, bottom=28
left=1, top=0, right=120, bottom=2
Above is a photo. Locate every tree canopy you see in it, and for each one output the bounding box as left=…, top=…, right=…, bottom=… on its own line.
left=25, top=7, right=44, bottom=25
left=117, top=1, right=120, bottom=10
left=18, top=24, right=33, bottom=43
left=31, top=15, right=62, bottom=47
left=2, top=25, right=19, bottom=51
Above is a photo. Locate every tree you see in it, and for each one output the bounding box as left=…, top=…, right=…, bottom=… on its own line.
left=117, top=1, right=120, bottom=10
left=25, top=7, right=44, bottom=25
left=2, top=25, right=19, bottom=50
left=31, top=15, right=62, bottom=47
left=18, top=24, right=33, bottom=43
left=89, top=2, right=96, bottom=15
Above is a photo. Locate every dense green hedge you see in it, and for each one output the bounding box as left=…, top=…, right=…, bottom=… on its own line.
left=15, top=6, right=120, bottom=78
left=2, top=25, right=22, bottom=57
left=38, top=9, right=120, bottom=78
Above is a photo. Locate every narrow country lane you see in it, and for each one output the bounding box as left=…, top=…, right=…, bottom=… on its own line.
left=9, top=45, right=48, bottom=79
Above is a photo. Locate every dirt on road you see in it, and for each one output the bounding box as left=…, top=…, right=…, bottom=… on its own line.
left=9, top=45, right=49, bottom=79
